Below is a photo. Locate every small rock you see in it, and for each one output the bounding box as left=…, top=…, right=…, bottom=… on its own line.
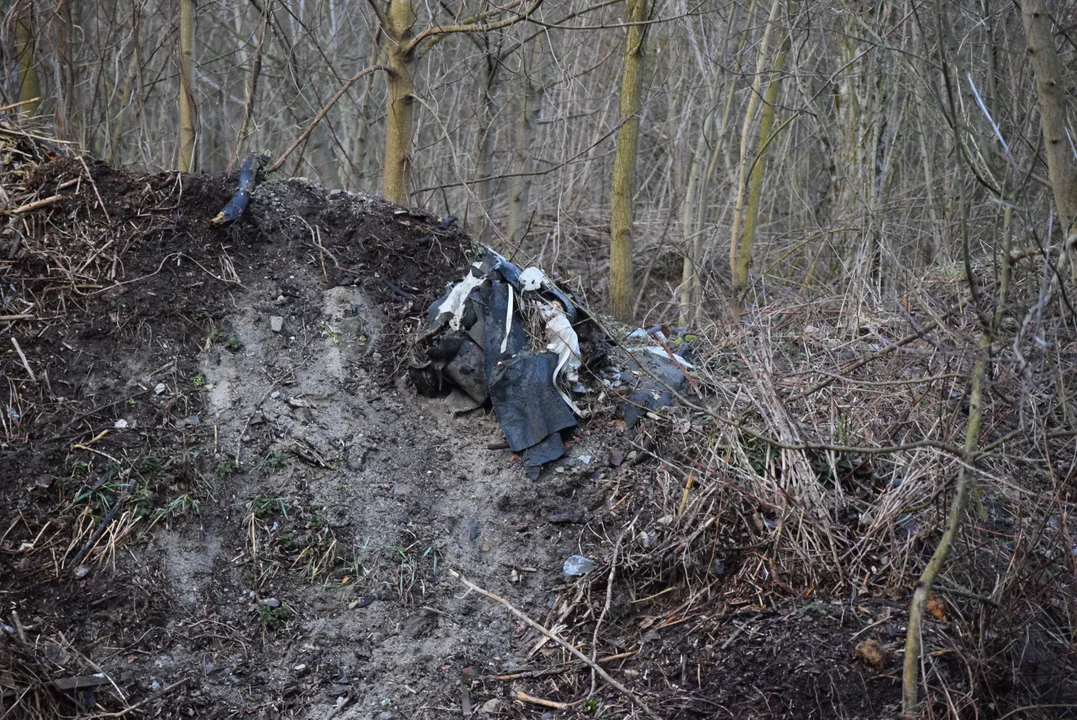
left=274, top=294, right=286, bottom=306
left=74, top=565, right=90, bottom=579
left=270, top=316, right=284, bottom=333
left=444, top=388, right=482, bottom=414
left=479, top=698, right=503, bottom=714
left=270, top=391, right=280, bottom=400
left=114, top=419, right=129, bottom=429
left=293, top=663, right=309, bottom=675
left=562, top=554, right=595, bottom=577
left=154, top=383, right=166, bottom=395
left=338, top=316, right=364, bottom=336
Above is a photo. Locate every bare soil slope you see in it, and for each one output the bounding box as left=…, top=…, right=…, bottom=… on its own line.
left=1, top=157, right=979, bottom=719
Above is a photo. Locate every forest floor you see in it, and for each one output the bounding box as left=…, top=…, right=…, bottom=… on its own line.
left=1, top=140, right=1072, bottom=719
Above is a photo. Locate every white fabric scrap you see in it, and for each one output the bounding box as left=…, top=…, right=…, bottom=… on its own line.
left=435, top=264, right=485, bottom=331
left=643, top=345, right=694, bottom=368
left=501, top=285, right=515, bottom=354
left=540, top=301, right=584, bottom=415
left=518, top=266, right=546, bottom=292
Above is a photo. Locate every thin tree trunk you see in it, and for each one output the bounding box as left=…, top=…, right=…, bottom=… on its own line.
left=728, top=0, right=781, bottom=316
left=228, top=8, right=268, bottom=173
left=351, top=30, right=381, bottom=191
left=15, top=0, right=41, bottom=118
left=381, top=0, right=417, bottom=205
left=473, top=49, right=497, bottom=242
left=105, top=53, right=139, bottom=164
left=677, top=121, right=709, bottom=327
left=50, top=0, right=72, bottom=137
left=733, top=42, right=787, bottom=313
left=507, top=42, right=541, bottom=245
left=609, top=0, right=650, bottom=322
left=677, top=1, right=744, bottom=327
left=901, top=197, right=1013, bottom=716
left=178, top=0, right=197, bottom=171
left=1021, top=0, right=1077, bottom=265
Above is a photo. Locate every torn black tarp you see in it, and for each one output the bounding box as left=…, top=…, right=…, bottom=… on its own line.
left=412, top=248, right=699, bottom=478
left=489, top=352, right=576, bottom=478
left=411, top=250, right=582, bottom=477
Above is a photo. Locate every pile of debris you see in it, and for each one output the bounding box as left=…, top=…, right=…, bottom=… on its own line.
left=410, top=248, right=696, bottom=478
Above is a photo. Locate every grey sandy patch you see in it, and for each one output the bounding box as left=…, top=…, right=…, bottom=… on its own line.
left=155, top=530, right=222, bottom=608
left=145, top=270, right=599, bottom=717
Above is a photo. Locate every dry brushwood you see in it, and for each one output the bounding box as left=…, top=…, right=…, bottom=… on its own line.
left=452, top=570, right=662, bottom=720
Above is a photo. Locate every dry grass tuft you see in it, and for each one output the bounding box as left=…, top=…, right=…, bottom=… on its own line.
left=548, top=262, right=1077, bottom=714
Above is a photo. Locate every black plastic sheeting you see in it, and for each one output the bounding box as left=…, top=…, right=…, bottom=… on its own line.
left=410, top=251, right=579, bottom=479
left=619, top=350, right=687, bottom=430
left=411, top=249, right=694, bottom=479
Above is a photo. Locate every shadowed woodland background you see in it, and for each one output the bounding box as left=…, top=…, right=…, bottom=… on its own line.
left=9, top=0, right=1071, bottom=319
left=4, top=0, right=1077, bottom=717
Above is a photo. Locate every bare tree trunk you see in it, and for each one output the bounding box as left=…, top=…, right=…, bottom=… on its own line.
left=733, top=41, right=787, bottom=314
left=177, top=0, right=197, bottom=171
left=473, top=48, right=497, bottom=242
left=728, top=0, right=781, bottom=316
left=609, top=0, right=650, bottom=322
left=507, top=42, right=541, bottom=245
left=351, top=30, right=381, bottom=192
left=50, top=0, right=72, bottom=137
left=683, top=1, right=752, bottom=322
left=677, top=121, right=709, bottom=326
left=381, top=0, right=417, bottom=205
left=105, top=53, right=139, bottom=164
left=228, top=8, right=268, bottom=173
left=15, top=0, right=41, bottom=118
left=1021, top=0, right=1077, bottom=264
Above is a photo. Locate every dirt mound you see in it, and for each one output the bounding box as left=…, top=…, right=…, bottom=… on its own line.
left=2, top=153, right=1033, bottom=719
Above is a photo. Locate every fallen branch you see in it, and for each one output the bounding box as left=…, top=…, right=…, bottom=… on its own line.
left=452, top=570, right=661, bottom=720
left=78, top=155, right=111, bottom=225
left=515, top=691, right=575, bottom=710
left=10, top=337, right=36, bottom=382
left=7, top=195, right=62, bottom=215
left=83, top=677, right=188, bottom=718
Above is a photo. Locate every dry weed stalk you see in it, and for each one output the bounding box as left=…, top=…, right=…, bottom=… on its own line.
left=558, top=253, right=1074, bottom=713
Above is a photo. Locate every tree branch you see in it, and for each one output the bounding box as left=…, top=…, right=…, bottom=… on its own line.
left=269, top=64, right=389, bottom=174
left=406, top=0, right=543, bottom=57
